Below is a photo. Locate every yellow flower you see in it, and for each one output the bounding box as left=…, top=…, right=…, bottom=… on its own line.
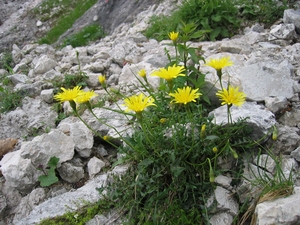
left=74, top=90, right=98, bottom=104
left=168, top=31, right=179, bottom=41
left=54, top=86, right=83, bottom=103
left=216, top=86, right=246, bottom=107
left=205, top=56, right=233, bottom=71
left=123, top=93, right=156, bottom=113
left=138, top=69, right=146, bottom=78
left=151, top=65, right=185, bottom=81
left=169, top=86, right=201, bottom=105
left=98, top=75, right=106, bottom=84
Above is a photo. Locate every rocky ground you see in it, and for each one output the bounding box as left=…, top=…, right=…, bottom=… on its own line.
left=1, top=0, right=300, bottom=224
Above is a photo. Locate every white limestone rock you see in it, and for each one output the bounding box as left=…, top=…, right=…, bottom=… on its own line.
left=255, top=187, right=300, bottom=225
left=20, top=129, right=75, bottom=167
left=0, top=150, right=42, bottom=193
left=87, top=157, right=106, bottom=178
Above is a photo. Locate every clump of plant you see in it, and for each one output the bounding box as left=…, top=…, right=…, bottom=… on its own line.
left=52, top=23, right=260, bottom=223
left=0, top=86, right=24, bottom=113
left=0, top=52, right=14, bottom=73
left=238, top=0, right=289, bottom=26
left=240, top=147, right=294, bottom=224
left=37, top=156, right=60, bottom=187
left=145, top=0, right=240, bottom=41
left=144, top=0, right=290, bottom=41
left=61, top=24, right=105, bottom=48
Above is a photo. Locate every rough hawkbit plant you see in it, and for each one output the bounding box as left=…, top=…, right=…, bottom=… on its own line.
left=53, top=29, right=258, bottom=224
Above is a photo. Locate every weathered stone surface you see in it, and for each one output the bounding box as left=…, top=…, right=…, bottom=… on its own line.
left=0, top=97, right=57, bottom=139
left=33, top=55, right=57, bottom=74
left=209, top=102, right=276, bottom=141
left=267, top=125, right=300, bottom=155
left=57, top=162, right=85, bottom=183
left=58, top=119, right=94, bottom=158
left=255, top=187, right=300, bottom=225
left=20, top=129, right=75, bottom=167
left=0, top=150, right=42, bottom=193
left=268, top=23, right=296, bottom=41
left=236, top=60, right=295, bottom=101
left=13, top=188, right=46, bottom=224
left=264, top=96, right=289, bottom=114
left=15, top=165, right=129, bottom=225
left=87, top=157, right=106, bottom=178
left=283, top=9, right=300, bottom=34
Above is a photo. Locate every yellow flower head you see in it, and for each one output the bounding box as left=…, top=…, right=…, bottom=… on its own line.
left=151, top=65, right=185, bottom=81
left=98, top=75, right=106, bottom=84
left=168, top=31, right=179, bottom=42
left=216, top=86, right=246, bottom=107
left=169, top=86, right=201, bottom=105
left=138, top=69, right=146, bottom=78
left=75, top=90, right=98, bottom=104
left=54, top=86, right=83, bottom=103
left=123, top=93, right=156, bottom=113
left=205, top=56, right=233, bottom=71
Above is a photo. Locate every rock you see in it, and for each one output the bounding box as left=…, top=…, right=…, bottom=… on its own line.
left=15, top=164, right=128, bottom=225
left=267, top=125, right=300, bottom=155
left=13, top=188, right=46, bottom=224
left=207, top=186, right=239, bottom=217
left=1, top=183, right=22, bottom=213
left=255, top=186, right=300, bottom=225
left=12, top=44, right=23, bottom=64
left=0, top=150, right=42, bottom=193
left=210, top=212, right=234, bottom=225
left=0, top=97, right=57, bottom=139
left=291, top=146, right=300, bottom=162
left=268, top=23, right=296, bottom=41
left=8, top=74, right=29, bottom=85
left=57, top=162, right=85, bottom=183
left=87, top=157, right=106, bottom=178
left=0, top=138, right=18, bottom=159
left=33, top=55, right=57, bottom=74
left=278, top=108, right=300, bottom=127
left=20, top=129, right=75, bottom=167
left=40, top=89, right=54, bottom=104
left=264, top=96, right=289, bottom=114
left=283, top=9, right=300, bottom=34
left=209, top=102, right=276, bottom=141
left=58, top=119, right=94, bottom=158
left=236, top=60, right=295, bottom=101
left=0, top=194, right=6, bottom=219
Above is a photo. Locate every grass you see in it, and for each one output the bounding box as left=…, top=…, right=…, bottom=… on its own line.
left=35, top=0, right=99, bottom=45
left=61, top=24, right=106, bottom=48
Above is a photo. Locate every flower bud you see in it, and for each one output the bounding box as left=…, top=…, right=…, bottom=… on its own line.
left=212, top=147, right=218, bottom=153
left=200, top=124, right=206, bottom=139
left=160, top=118, right=167, bottom=124
left=272, top=125, right=278, bottom=141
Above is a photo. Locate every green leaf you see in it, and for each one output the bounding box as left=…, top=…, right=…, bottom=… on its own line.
left=138, top=158, right=154, bottom=168
left=209, top=27, right=221, bottom=41
left=205, top=135, right=220, bottom=141
left=211, top=14, right=222, bottom=22
left=171, top=166, right=185, bottom=178
left=48, top=156, right=59, bottom=167
left=190, top=29, right=211, bottom=39
left=38, top=167, right=59, bottom=187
